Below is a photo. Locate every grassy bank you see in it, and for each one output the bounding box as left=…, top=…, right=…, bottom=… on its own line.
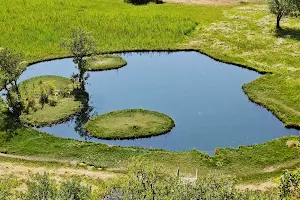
left=0, top=100, right=298, bottom=185
left=2, top=119, right=300, bottom=185
left=84, top=109, right=175, bottom=139
left=243, top=72, right=300, bottom=128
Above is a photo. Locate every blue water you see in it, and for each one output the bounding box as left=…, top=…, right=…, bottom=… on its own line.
left=18, top=51, right=299, bottom=153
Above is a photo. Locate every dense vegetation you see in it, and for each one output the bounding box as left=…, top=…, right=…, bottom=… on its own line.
left=84, top=109, right=175, bottom=139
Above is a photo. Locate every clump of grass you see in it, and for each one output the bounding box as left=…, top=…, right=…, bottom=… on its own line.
left=84, top=109, right=175, bottom=139
left=286, top=140, right=300, bottom=148
left=84, top=55, right=127, bottom=71
left=19, top=75, right=83, bottom=127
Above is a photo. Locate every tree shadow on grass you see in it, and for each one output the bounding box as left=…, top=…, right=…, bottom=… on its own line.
left=0, top=110, right=21, bottom=142
left=275, top=27, right=300, bottom=41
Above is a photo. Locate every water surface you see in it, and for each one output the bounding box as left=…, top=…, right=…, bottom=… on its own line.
left=19, top=52, right=299, bottom=153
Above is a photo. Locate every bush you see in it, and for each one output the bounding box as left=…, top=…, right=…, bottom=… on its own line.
left=25, top=173, right=58, bottom=200
left=24, top=173, right=92, bottom=200
left=59, top=177, right=92, bottom=200
left=124, top=0, right=163, bottom=5
left=0, top=176, right=18, bottom=200
left=48, top=97, right=58, bottom=107
left=279, top=170, right=300, bottom=199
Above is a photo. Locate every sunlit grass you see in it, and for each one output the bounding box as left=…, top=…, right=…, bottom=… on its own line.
left=182, top=5, right=300, bottom=73
left=0, top=0, right=225, bottom=62
left=85, top=55, right=127, bottom=71
left=243, top=71, right=300, bottom=128
left=84, top=109, right=175, bottom=139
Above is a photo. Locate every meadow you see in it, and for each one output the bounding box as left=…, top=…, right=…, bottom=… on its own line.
left=0, top=0, right=224, bottom=62
left=1, top=0, right=300, bottom=192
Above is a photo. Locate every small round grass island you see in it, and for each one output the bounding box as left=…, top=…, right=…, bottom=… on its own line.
left=84, top=109, right=175, bottom=139
left=19, top=75, right=83, bottom=127
left=84, top=55, right=127, bottom=71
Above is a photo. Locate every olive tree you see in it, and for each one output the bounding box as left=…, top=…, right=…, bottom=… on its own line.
left=268, top=0, right=300, bottom=29
left=63, top=29, right=95, bottom=90
left=0, top=48, right=26, bottom=116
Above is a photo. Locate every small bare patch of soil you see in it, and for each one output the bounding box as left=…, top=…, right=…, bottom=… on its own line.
left=236, top=181, right=277, bottom=191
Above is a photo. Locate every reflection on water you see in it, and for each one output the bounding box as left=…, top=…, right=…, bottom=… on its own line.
left=18, top=51, right=299, bottom=153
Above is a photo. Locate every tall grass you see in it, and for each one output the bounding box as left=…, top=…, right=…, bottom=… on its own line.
left=0, top=0, right=224, bottom=62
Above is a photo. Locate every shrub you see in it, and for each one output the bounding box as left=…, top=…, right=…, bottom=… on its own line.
left=25, top=173, right=58, bottom=200
left=279, top=170, right=300, bottom=199
left=0, top=176, right=18, bottom=200
left=59, top=177, right=92, bottom=200
left=286, top=140, right=300, bottom=148
left=124, top=0, right=163, bottom=5
left=48, top=97, right=58, bottom=107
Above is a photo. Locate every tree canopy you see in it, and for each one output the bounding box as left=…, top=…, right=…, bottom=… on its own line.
left=268, top=0, right=300, bottom=29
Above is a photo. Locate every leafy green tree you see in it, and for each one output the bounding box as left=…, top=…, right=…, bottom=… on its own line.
left=268, top=0, right=300, bottom=29
left=63, top=29, right=95, bottom=90
left=0, top=48, right=26, bottom=116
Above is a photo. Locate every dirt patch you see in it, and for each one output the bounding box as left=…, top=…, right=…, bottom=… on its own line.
left=237, top=181, right=277, bottom=191
left=164, top=0, right=263, bottom=6
left=0, top=162, right=116, bottom=181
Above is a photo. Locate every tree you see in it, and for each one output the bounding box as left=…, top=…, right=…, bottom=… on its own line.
left=268, top=0, right=300, bottom=29
left=63, top=29, right=95, bottom=90
left=0, top=48, right=26, bottom=117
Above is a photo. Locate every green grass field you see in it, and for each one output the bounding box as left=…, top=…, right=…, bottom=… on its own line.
left=0, top=0, right=224, bottom=63
left=84, top=109, right=175, bottom=139
left=0, top=0, right=300, bottom=187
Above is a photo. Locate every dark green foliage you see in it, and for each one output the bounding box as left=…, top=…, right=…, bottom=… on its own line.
left=0, top=48, right=25, bottom=117
left=63, top=28, right=95, bottom=90
left=124, top=0, right=163, bottom=5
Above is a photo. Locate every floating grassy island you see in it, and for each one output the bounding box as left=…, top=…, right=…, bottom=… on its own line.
left=84, top=55, right=127, bottom=71
left=19, top=75, right=83, bottom=127
left=84, top=109, right=175, bottom=139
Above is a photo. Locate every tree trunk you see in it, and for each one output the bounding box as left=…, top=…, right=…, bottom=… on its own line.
left=12, top=80, right=23, bottom=112
left=277, top=14, right=282, bottom=29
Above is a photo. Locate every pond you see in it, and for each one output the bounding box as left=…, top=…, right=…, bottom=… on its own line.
left=19, top=51, right=299, bottom=154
